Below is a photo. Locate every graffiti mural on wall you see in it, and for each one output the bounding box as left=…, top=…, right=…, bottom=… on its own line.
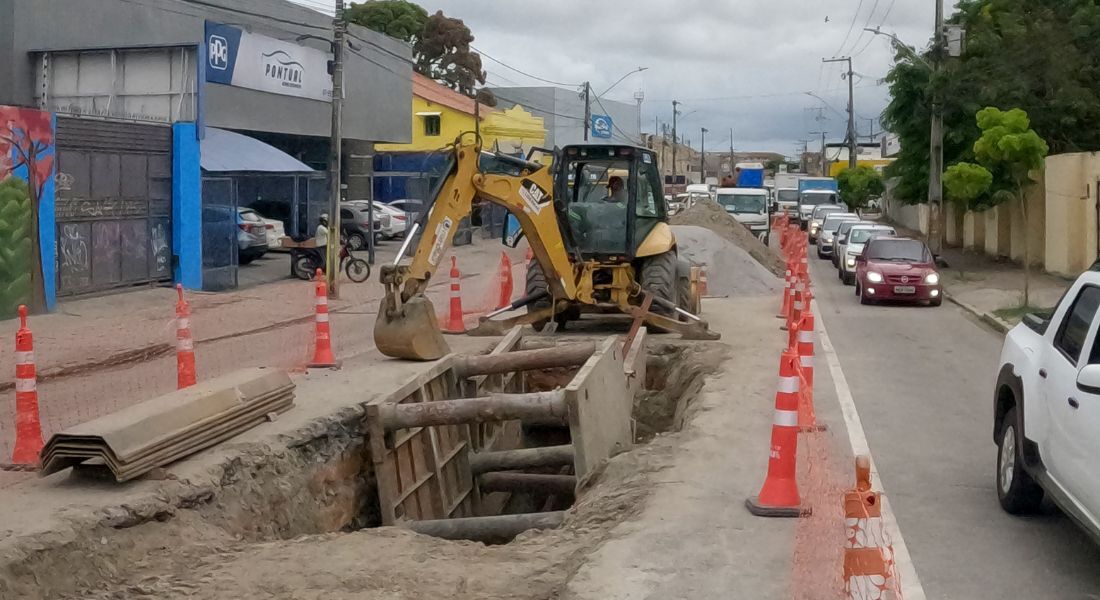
left=0, top=106, right=56, bottom=318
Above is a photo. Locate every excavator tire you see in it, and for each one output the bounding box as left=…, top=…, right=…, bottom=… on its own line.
left=675, top=260, right=696, bottom=318
left=640, top=251, right=678, bottom=317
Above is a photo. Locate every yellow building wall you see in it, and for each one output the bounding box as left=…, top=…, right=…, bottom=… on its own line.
left=375, top=96, right=477, bottom=152
left=829, top=159, right=893, bottom=177
left=482, top=105, right=545, bottom=154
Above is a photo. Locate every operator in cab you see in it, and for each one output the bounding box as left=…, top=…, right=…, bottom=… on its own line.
left=606, top=175, right=628, bottom=205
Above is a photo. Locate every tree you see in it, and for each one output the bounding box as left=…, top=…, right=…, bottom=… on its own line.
left=836, top=166, right=886, bottom=212
left=882, top=0, right=1100, bottom=205
left=944, top=107, right=1048, bottom=305
left=345, top=1, right=427, bottom=45
left=413, top=11, right=486, bottom=96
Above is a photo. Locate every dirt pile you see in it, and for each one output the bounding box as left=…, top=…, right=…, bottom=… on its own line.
left=671, top=199, right=787, bottom=277
left=672, top=226, right=781, bottom=297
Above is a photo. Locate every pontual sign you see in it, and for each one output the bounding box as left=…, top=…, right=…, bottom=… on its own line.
left=205, top=21, right=333, bottom=103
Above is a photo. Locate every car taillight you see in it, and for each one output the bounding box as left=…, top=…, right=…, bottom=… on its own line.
left=394, top=215, right=407, bottom=221
left=265, top=223, right=274, bottom=230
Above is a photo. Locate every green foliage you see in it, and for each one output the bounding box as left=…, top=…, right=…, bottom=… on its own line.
left=414, top=11, right=486, bottom=96
left=882, top=0, right=1100, bottom=204
left=836, top=166, right=886, bottom=211
left=0, top=177, right=33, bottom=320
left=346, top=1, right=428, bottom=44
left=943, top=162, right=994, bottom=204
left=972, top=107, right=1049, bottom=175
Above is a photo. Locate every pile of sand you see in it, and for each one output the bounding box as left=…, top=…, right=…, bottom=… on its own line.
left=672, top=226, right=781, bottom=297
left=670, top=199, right=787, bottom=277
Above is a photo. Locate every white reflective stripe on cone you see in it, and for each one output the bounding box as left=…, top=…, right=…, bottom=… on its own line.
left=15, top=351, right=33, bottom=364
left=177, top=338, right=194, bottom=352
left=15, top=378, right=36, bottom=393
left=794, top=301, right=803, bottom=310
left=777, top=375, right=799, bottom=394
left=773, top=409, right=799, bottom=427
left=846, top=574, right=896, bottom=600
left=801, top=355, right=814, bottom=368
left=315, top=296, right=328, bottom=306
left=845, top=516, right=890, bottom=549
left=316, top=313, right=330, bottom=323
left=177, top=318, right=190, bottom=330
left=798, top=330, right=814, bottom=342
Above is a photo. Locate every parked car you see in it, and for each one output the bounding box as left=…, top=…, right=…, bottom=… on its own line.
left=372, top=201, right=408, bottom=239
left=831, top=220, right=874, bottom=267
left=237, top=207, right=269, bottom=265
left=994, top=271, right=1100, bottom=536
left=262, top=217, right=286, bottom=251
left=340, top=204, right=389, bottom=251
left=854, top=237, right=942, bottom=306
left=808, top=204, right=846, bottom=244
left=837, top=224, right=896, bottom=285
left=388, top=199, right=426, bottom=225
left=816, top=213, right=859, bottom=259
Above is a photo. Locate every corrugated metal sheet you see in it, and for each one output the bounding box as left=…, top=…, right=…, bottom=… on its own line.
left=55, top=116, right=171, bottom=153
left=201, top=127, right=315, bottom=173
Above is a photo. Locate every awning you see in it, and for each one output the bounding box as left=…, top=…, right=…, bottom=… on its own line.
left=201, top=127, right=315, bottom=173
left=415, top=111, right=442, bottom=117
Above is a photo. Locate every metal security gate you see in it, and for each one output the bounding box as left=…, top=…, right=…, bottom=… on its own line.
left=55, top=118, right=173, bottom=296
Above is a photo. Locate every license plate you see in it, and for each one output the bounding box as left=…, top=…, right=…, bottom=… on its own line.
left=894, top=285, right=916, bottom=294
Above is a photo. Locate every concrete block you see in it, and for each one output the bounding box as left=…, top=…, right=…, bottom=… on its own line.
left=566, top=337, right=634, bottom=479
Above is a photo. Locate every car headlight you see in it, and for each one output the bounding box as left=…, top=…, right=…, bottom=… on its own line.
left=925, top=273, right=940, bottom=285
left=867, top=271, right=883, bottom=283
left=846, top=257, right=856, bottom=267
left=811, top=225, right=819, bottom=233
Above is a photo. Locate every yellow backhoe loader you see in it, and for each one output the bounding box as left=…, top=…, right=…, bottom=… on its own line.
left=375, top=134, right=719, bottom=361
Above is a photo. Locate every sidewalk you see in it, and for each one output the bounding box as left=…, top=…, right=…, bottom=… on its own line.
left=886, top=222, right=1070, bottom=330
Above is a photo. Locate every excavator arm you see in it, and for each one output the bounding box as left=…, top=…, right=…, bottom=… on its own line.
left=375, top=135, right=577, bottom=360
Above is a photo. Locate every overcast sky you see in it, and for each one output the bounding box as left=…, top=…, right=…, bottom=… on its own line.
left=293, top=1, right=939, bottom=157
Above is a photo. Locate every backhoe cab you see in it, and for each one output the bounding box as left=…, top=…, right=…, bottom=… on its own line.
left=374, top=135, right=717, bottom=362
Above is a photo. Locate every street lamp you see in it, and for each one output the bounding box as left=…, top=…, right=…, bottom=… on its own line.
left=599, top=67, right=648, bottom=98
left=700, top=127, right=708, bottom=183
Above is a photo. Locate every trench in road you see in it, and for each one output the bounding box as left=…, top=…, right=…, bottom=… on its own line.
left=808, top=254, right=1100, bottom=600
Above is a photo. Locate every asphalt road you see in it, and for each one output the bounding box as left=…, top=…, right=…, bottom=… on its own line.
left=809, top=252, right=1100, bottom=600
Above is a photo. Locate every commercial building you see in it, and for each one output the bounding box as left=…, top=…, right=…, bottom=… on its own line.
left=0, top=0, right=411, bottom=306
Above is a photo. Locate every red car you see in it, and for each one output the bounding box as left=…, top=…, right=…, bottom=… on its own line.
left=854, top=237, right=942, bottom=306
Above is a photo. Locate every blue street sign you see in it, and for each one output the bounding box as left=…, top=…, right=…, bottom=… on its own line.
left=591, top=114, right=613, bottom=139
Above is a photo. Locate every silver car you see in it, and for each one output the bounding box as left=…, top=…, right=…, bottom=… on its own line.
left=838, top=224, right=896, bottom=285
left=816, top=213, right=858, bottom=259
left=831, top=220, right=874, bottom=267
left=237, top=207, right=269, bottom=265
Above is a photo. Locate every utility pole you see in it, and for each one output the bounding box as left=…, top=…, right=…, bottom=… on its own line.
left=582, top=82, right=591, bottom=142
left=729, top=127, right=734, bottom=177
left=672, top=100, right=680, bottom=183
left=929, top=0, right=945, bottom=254
left=326, top=0, right=346, bottom=297
left=823, top=56, right=857, bottom=170
left=810, top=131, right=828, bottom=176
left=700, top=127, right=708, bottom=183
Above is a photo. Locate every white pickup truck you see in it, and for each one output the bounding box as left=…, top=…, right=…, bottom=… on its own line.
left=995, top=270, right=1100, bottom=539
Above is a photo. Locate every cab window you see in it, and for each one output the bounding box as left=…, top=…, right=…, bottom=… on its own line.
left=1055, top=286, right=1100, bottom=364
left=636, top=156, right=664, bottom=218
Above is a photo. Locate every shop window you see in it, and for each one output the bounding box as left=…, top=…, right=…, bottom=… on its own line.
left=423, top=115, right=441, bottom=137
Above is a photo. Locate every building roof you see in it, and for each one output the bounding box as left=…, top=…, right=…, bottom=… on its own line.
left=201, top=127, right=315, bottom=173
left=413, top=73, right=481, bottom=117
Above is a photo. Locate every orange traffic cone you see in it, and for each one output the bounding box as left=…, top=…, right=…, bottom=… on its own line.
left=777, top=266, right=793, bottom=319
left=797, top=310, right=826, bottom=432
left=746, top=348, right=810, bottom=517
left=175, top=284, right=197, bottom=390
left=442, top=256, right=466, bottom=334
left=844, top=455, right=899, bottom=600
left=11, top=305, right=44, bottom=466
left=496, top=252, right=514, bottom=310
left=309, top=269, right=340, bottom=368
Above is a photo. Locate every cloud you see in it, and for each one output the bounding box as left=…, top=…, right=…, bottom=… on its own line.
left=304, top=0, right=938, bottom=155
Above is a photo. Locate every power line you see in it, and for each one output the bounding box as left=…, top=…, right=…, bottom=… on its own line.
left=852, top=0, right=899, bottom=57
left=471, top=45, right=581, bottom=88
left=833, top=0, right=866, bottom=58
left=490, top=92, right=584, bottom=122
left=649, top=82, right=882, bottom=104
left=842, top=0, right=882, bottom=56
left=592, top=94, right=641, bottom=145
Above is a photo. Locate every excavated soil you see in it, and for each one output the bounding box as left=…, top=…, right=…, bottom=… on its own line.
left=672, top=226, right=781, bottom=297
left=29, top=343, right=723, bottom=600
left=671, top=199, right=787, bottom=278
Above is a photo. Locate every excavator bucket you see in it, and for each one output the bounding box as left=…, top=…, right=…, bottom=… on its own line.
left=374, top=296, right=450, bottom=361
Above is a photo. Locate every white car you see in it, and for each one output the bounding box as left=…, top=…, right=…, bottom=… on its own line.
left=995, top=270, right=1100, bottom=540
left=262, top=217, right=286, bottom=251
left=716, top=187, right=770, bottom=243
left=837, top=224, right=895, bottom=285
left=372, top=201, right=408, bottom=239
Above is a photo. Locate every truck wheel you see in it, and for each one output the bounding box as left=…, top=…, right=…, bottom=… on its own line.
left=525, top=260, right=576, bottom=331
left=997, top=407, right=1044, bottom=514
left=640, top=251, right=678, bottom=316
left=676, top=261, right=695, bottom=318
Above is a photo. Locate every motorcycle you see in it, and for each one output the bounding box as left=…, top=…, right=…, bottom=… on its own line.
left=289, top=238, right=371, bottom=283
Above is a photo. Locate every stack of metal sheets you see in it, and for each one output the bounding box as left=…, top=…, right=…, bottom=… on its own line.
left=40, top=368, right=295, bottom=482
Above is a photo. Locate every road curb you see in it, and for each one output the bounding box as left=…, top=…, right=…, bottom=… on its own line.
left=943, top=290, right=1012, bottom=335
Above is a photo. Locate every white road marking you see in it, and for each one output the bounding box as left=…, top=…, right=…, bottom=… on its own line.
left=814, top=299, right=927, bottom=600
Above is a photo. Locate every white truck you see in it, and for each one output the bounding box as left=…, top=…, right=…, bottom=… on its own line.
left=995, top=270, right=1100, bottom=540
left=774, top=173, right=804, bottom=216
left=716, top=187, right=770, bottom=242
